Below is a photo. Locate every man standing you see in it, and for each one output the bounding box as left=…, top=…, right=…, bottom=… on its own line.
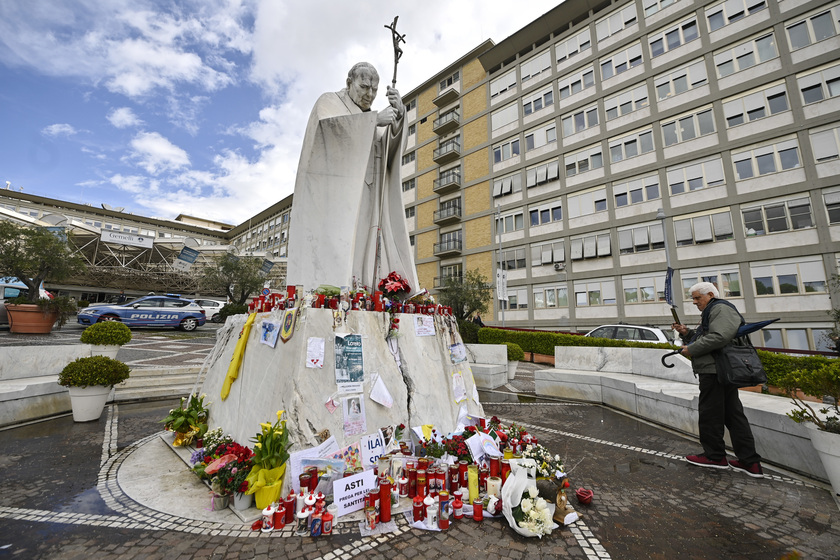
left=672, top=282, right=763, bottom=478
left=286, top=62, right=419, bottom=293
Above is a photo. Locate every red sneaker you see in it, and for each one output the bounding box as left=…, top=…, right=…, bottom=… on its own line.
left=685, top=454, right=729, bottom=469
left=729, top=460, right=764, bottom=478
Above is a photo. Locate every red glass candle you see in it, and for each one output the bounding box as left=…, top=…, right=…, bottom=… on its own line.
left=489, top=456, right=500, bottom=477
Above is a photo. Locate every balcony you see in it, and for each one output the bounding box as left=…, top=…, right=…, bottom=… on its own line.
left=434, top=238, right=462, bottom=257
left=433, top=86, right=459, bottom=107
left=433, top=171, right=461, bottom=195
left=433, top=204, right=462, bottom=226
left=432, top=111, right=460, bottom=135
left=433, top=139, right=461, bottom=165
left=434, top=275, right=463, bottom=289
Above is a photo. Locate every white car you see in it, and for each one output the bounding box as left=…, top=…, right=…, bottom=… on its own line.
left=194, top=299, right=227, bottom=323
left=584, top=324, right=672, bottom=344
left=0, top=277, right=50, bottom=326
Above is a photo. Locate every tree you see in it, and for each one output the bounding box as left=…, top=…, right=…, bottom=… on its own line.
left=437, top=268, right=493, bottom=321
left=0, top=221, right=85, bottom=302
left=201, top=252, right=265, bottom=305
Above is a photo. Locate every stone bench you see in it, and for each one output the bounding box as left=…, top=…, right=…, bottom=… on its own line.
left=465, top=343, right=508, bottom=390
left=535, top=346, right=829, bottom=483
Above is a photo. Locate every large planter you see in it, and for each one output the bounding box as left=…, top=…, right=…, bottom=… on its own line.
left=6, top=304, right=57, bottom=334
left=806, top=423, right=840, bottom=496
left=507, top=360, right=518, bottom=382
left=67, top=385, right=112, bottom=422
left=91, top=344, right=120, bottom=359
left=233, top=491, right=254, bottom=511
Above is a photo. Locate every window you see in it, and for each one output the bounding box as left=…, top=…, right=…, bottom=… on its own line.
left=605, top=83, right=649, bottom=120
left=600, top=43, right=643, bottom=80
left=522, top=87, right=554, bottom=116
left=529, top=199, right=563, bottom=227
left=661, top=107, right=715, bottom=146
left=562, top=104, right=599, bottom=137
left=618, top=222, right=665, bottom=254
left=751, top=259, right=827, bottom=295
left=623, top=274, right=667, bottom=304
left=439, top=231, right=462, bottom=251
left=402, top=151, right=415, bottom=165
left=556, top=28, right=591, bottom=63
left=613, top=174, right=660, bottom=207
left=492, top=104, right=519, bottom=130
left=654, top=59, right=708, bottom=101
left=732, top=137, right=801, bottom=180
left=667, top=157, right=725, bottom=195
left=497, top=247, right=527, bottom=270
left=438, top=166, right=461, bottom=190
left=526, top=160, right=560, bottom=188
left=644, top=0, right=682, bottom=18
left=714, top=32, right=777, bottom=78
left=649, top=16, right=699, bottom=58
left=810, top=125, right=840, bottom=162
left=525, top=122, right=557, bottom=151
left=681, top=268, right=742, bottom=299
left=533, top=285, right=569, bottom=309
left=723, top=83, right=788, bottom=127
left=596, top=3, right=638, bottom=41
left=496, top=212, right=525, bottom=234
left=405, top=207, right=415, bottom=218
left=493, top=172, right=523, bottom=197
left=440, top=70, right=460, bottom=91
left=742, top=197, right=813, bottom=235
left=407, top=123, right=416, bottom=136
left=570, top=233, right=612, bottom=260
left=798, top=63, right=840, bottom=105
left=405, top=98, right=416, bottom=112
left=706, top=0, right=767, bottom=32
left=501, top=288, right=529, bottom=310
left=493, top=137, right=521, bottom=164
left=531, top=241, right=565, bottom=266
left=558, top=66, right=595, bottom=99
left=674, top=210, right=734, bottom=245
left=823, top=190, right=840, bottom=224
left=440, top=264, right=463, bottom=284
left=564, top=144, right=603, bottom=177
left=574, top=279, right=617, bottom=306
left=490, top=70, right=517, bottom=99
left=568, top=186, right=608, bottom=218
left=521, top=50, right=551, bottom=83
left=402, top=178, right=416, bottom=192
left=786, top=5, right=840, bottom=51
left=609, top=127, right=654, bottom=163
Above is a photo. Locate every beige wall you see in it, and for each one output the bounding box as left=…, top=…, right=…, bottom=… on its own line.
left=462, top=58, right=486, bottom=91
left=417, top=142, right=434, bottom=175
left=465, top=216, right=492, bottom=251
left=417, top=261, right=437, bottom=292
left=416, top=230, right=436, bottom=261
left=464, top=180, right=491, bottom=217
left=463, top=115, right=488, bottom=152
left=464, top=149, right=489, bottom=184
left=417, top=171, right=435, bottom=201
left=416, top=199, right=436, bottom=231
left=462, top=85, right=487, bottom=121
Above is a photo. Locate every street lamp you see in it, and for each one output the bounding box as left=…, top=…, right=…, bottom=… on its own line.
left=657, top=208, right=680, bottom=325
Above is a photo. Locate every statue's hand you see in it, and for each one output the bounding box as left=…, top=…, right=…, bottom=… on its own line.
left=387, top=87, right=404, bottom=117
left=377, top=106, right=399, bottom=128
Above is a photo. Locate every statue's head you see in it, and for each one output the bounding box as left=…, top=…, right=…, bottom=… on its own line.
left=346, top=62, right=379, bottom=111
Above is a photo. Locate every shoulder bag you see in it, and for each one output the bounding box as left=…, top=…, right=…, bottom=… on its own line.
left=713, top=337, right=767, bottom=388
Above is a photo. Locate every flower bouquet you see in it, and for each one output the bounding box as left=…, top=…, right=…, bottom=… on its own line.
left=161, top=393, right=210, bottom=446
left=501, top=458, right=559, bottom=538
left=245, top=410, right=290, bottom=509
left=378, top=271, right=411, bottom=301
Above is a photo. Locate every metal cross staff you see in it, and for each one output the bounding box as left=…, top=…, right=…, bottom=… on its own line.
left=384, top=16, right=406, bottom=88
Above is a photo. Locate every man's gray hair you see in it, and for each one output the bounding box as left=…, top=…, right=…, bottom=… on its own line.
left=689, top=281, right=720, bottom=298
left=347, top=62, right=379, bottom=84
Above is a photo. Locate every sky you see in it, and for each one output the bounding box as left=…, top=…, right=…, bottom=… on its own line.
left=0, top=0, right=561, bottom=225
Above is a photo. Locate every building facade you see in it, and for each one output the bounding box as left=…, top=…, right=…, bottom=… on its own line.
left=399, top=0, right=840, bottom=352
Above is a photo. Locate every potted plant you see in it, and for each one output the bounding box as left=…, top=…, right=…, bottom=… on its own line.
left=58, top=356, right=131, bottom=422
left=0, top=221, right=85, bottom=333
left=245, top=410, right=290, bottom=509
left=505, top=342, right=524, bottom=382
left=778, top=362, right=840, bottom=495
left=162, top=393, right=210, bottom=446
left=80, top=321, right=132, bottom=358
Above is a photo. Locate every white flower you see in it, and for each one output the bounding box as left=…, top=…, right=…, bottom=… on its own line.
left=535, top=498, right=547, bottom=511
left=521, top=499, right=533, bottom=513
left=529, top=509, right=539, bottom=519
left=528, top=486, right=539, bottom=499
left=541, top=509, right=552, bottom=524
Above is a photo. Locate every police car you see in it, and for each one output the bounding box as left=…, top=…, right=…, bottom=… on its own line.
left=77, top=294, right=206, bottom=331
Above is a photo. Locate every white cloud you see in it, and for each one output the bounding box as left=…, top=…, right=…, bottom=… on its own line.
left=126, top=131, right=190, bottom=175
left=42, top=123, right=77, bottom=137
left=107, top=107, right=144, bottom=128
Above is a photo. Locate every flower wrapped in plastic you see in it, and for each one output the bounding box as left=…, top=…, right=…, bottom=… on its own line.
left=378, top=271, right=411, bottom=300
left=501, top=458, right=559, bottom=538
left=245, top=410, right=290, bottom=509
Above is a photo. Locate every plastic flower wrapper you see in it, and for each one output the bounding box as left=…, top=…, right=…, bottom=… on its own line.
left=378, top=271, right=411, bottom=300
left=502, top=458, right=560, bottom=538
left=245, top=410, right=290, bottom=508
left=520, top=443, right=565, bottom=482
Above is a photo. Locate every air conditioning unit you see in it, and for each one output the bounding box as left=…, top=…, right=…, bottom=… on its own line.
left=553, top=263, right=565, bottom=271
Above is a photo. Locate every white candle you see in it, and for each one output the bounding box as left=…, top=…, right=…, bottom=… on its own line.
left=487, top=476, right=502, bottom=499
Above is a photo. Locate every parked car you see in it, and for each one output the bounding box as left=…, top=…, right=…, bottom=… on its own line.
left=0, top=277, right=50, bottom=326
left=77, top=294, right=206, bottom=331
left=194, top=298, right=227, bottom=323
left=584, top=324, right=672, bottom=344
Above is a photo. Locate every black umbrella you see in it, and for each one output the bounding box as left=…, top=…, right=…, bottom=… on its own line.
left=662, top=318, right=780, bottom=368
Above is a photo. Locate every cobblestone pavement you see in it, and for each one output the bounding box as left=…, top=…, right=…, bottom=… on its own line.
left=1, top=383, right=839, bottom=560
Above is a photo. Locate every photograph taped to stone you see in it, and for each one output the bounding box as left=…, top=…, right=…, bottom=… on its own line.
left=343, top=395, right=366, bottom=437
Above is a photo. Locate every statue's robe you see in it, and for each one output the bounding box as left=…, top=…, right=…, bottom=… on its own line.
left=286, top=88, right=419, bottom=293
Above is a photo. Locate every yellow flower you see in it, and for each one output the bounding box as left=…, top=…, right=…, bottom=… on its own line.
left=276, top=410, right=285, bottom=421
left=260, top=422, right=272, bottom=430
left=254, top=442, right=262, bottom=448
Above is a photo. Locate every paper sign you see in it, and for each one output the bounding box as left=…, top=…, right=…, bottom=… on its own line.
left=332, top=442, right=362, bottom=471
left=288, top=436, right=340, bottom=493
left=325, top=396, right=338, bottom=414
left=343, top=395, right=366, bottom=437
left=452, top=371, right=467, bottom=403
left=259, top=320, right=280, bottom=347
left=332, top=469, right=377, bottom=517
left=361, top=432, right=385, bottom=467
left=307, top=337, right=325, bottom=368
left=335, top=333, right=364, bottom=387
left=369, top=374, right=393, bottom=408
left=414, top=315, right=436, bottom=336
left=449, top=343, right=467, bottom=363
